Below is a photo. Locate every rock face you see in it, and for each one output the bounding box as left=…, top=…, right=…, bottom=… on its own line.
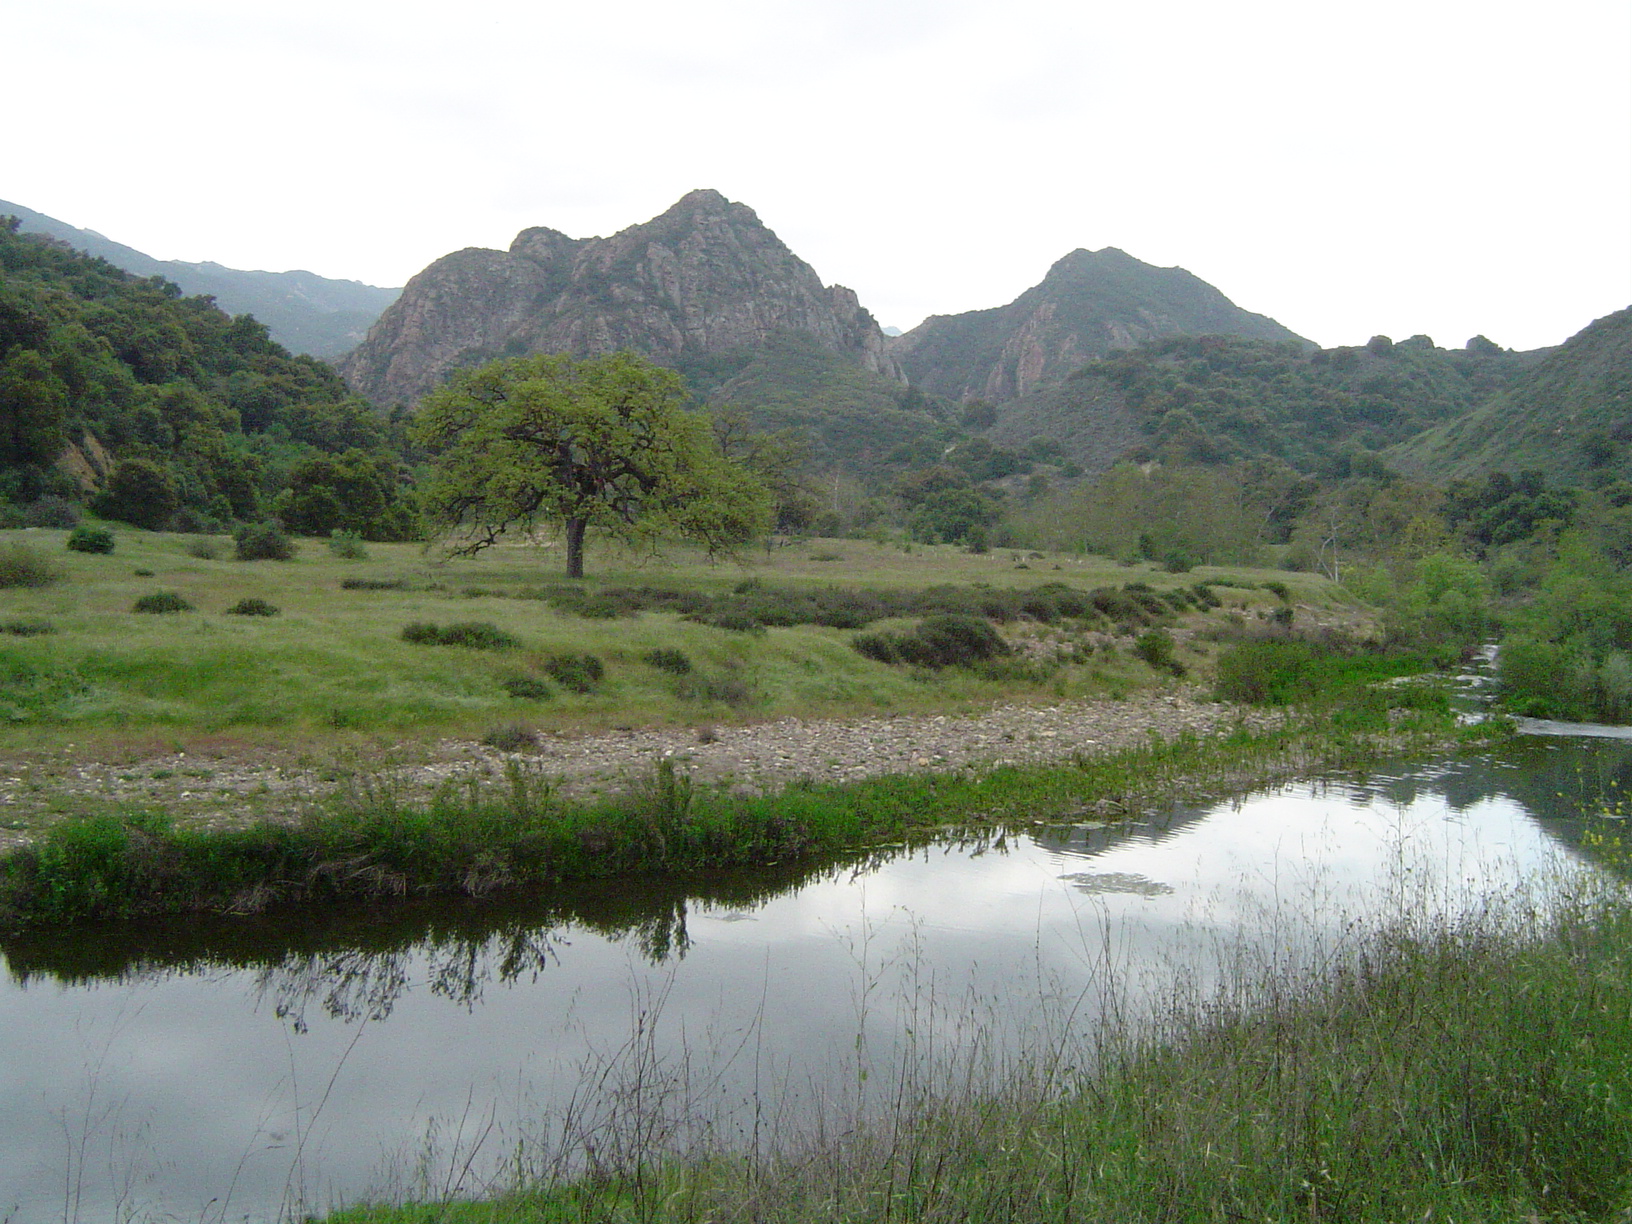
left=339, top=190, right=901, bottom=405
left=891, top=247, right=1304, bottom=404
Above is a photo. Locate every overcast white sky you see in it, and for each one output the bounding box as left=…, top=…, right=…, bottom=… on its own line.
left=8, top=0, right=1630, bottom=350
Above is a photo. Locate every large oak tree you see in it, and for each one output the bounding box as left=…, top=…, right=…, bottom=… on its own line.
left=415, top=352, right=771, bottom=577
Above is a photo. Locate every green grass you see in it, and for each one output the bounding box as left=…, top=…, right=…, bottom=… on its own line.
left=0, top=525, right=1341, bottom=750
left=319, top=879, right=1632, bottom=1224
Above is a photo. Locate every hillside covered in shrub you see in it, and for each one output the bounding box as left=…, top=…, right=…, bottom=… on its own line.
left=0, top=218, right=417, bottom=539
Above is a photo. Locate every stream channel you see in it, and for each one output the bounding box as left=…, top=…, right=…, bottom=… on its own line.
left=4, top=721, right=1632, bottom=1222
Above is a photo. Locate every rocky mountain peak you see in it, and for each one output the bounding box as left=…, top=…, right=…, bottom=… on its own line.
left=339, top=191, right=900, bottom=405
left=890, top=247, right=1304, bottom=403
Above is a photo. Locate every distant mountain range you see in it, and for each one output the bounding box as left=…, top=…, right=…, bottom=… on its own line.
left=0, top=199, right=400, bottom=359
left=8, top=189, right=1624, bottom=488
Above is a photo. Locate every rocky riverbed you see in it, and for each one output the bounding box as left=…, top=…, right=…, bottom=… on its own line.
left=0, top=690, right=1280, bottom=850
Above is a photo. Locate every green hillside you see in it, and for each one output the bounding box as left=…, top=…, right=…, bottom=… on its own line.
left=994, top=333, right=1542, bottom=476
left=0, top=199, right=399, bottom=359
left=1390, top=308, right=1632, bottom=484
left=0, top=219, right=413, bottom=537
left=681, top=331, right=945, bottom=474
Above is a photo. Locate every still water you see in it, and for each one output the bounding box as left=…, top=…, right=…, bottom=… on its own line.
left=3, top=731, right=1629, bottom=1222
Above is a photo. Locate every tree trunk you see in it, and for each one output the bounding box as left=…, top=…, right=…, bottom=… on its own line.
left=565, top=518, right=586, bottom=578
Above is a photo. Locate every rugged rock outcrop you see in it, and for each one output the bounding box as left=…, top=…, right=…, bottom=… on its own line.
left=339, top=190, right=901, bottom=405
left=891, top=247, right=1304, bottom=404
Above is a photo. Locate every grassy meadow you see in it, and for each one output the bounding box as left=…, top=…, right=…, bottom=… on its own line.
left=0, top=522, right=1354, bottom=758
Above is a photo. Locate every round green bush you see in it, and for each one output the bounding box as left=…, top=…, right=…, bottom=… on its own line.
left=233, top=521, right=295, bottom=561
left=132, top=592, right=194, bottom=614
left=225, top=598, right=280, bottom=617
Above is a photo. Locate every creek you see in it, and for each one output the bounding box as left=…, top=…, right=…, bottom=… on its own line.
left=2, top=727, right=1630, bottom=1223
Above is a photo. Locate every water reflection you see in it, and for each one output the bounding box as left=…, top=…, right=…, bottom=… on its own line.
left=1, top=734, right=1629, bottom=1223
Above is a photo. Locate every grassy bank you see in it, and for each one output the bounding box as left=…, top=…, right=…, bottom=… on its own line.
left=0, top=524, right=1352, bottom=752
left=0, top=687, right=1476, bottom=928
left=323, top=885, right=1632, bottom=1223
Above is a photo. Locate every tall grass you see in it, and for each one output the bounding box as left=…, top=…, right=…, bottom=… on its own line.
left=317, top=877, right=1632, bottom=1224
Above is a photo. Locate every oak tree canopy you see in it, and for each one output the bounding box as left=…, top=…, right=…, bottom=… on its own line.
left=415, top=352, right=771, bottom=577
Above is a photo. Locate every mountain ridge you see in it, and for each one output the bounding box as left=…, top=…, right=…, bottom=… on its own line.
left=0, top=199, right=400, bottom=359
left=338, top=189, right=901, bottom=406
left=890, top=246, right=1306, bottom=404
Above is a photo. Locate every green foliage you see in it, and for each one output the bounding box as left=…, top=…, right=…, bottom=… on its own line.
left=642, top=647, right=693, bottom=675
left=853, top=614, right=1011, bottom=669
left=1082, top=333, right=1528, bottom=475
left=224, top=597, right=279, bottom=617
left=327, top=530, right=369, bottom=559
left=0, top=218, right=403, bottom=533
left=132, top=591, right=193, bottom=614
left=1214, top=638, right=1434, bottom=707
left=501, top=677, right=553, bottom=701
left=22, top=496, right=79, bottom=528
left=1499, top=532, right=1632, bottom=722
left=543, top=652, right=605, bottom=693
left=233, top=520, right=295, bottom=561
left=0, top=542, right=60, bottom=588
left=416, top=352, right=772, bottom=578
left=65, top=524, right=115, bottom=554
left=1, top=618, right=54, bottom=636
left=1133, top=629, right=1185, bottom=676
left=94, top=456, right=179, bottom=529
left=400, top=621, right=520, bottom=650
left=481, top=723, right=539, bottom=752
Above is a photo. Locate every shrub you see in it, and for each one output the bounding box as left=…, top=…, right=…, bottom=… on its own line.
left=677, top=668, right=753, bottom=706
left=544, top=652, right=605, bottom=693
left=1134, top=629, right=1186, bottom=677
left=23, top=497, right=80, bottom=529
left=1, top=619, right=55, bottom=636
left=66, top=525, right=115, bottom=554
left=642, top=647, right=693, bottom=675
left=0, top=544, right=61, bottom=589
left=1262, top=580, right=1291, bottom=602
left=481, top=722, right=539, bottom=752
left=184, top=539, right=220, bottom=560
left=225, top=598, right=279, bottom=617
left=502, top=676, right=553, bottom=701
left=342, top=577, right=405, bottom=590
left=327, top=530, right=368, bottom=560
left=132, top=592, right=194, bottom=614
left=854, top=614, right=1011, bottom=669
left=233, top=521, right=295, bottom=561
left=400, top=621, right=519, bottom=649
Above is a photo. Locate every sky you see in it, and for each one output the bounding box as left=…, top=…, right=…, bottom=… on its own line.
left=7, top=0, right=1630, bottom=351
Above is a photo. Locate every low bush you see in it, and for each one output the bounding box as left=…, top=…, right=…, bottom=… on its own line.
left=327, top=531, right=368, bottom=560
left=502, top=676, right=553, bottom=701
left=544, top=652, right=605, bottom=693
left=132, top=592, right=193, bottom=614
left=642, top=647, right=693, bottom=675
left=224, top=598, right=279, bottom=617
left=24, top=497, right=80, bottom=529
left=0, top=544, right=61, bottom=588
left=481, top=723, right=539, bottom=752
left=184, top=539, right=220, bottom=560
left=853, top=614, right=1012, bottom=669
left=233, top=521, right=295, bottom=561
left=1133, top=629, right=1186, bottom=677
left=401, top=621, right=519, bottom=649
left=1, top=619, right=55, bottom=636
left=677, top=668, right=753, bottom=706
left=342, top=577, right=406, bottom=591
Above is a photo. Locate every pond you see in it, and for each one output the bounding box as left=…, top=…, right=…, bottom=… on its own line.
left=3, top=729, right=1629, bottom=1223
